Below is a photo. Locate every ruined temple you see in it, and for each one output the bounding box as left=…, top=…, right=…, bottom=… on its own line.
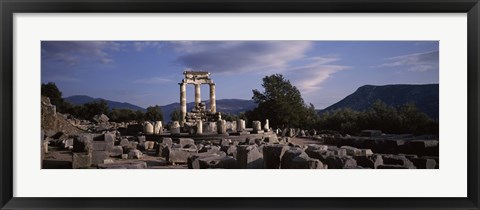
left=179, top=71, right=219, bottom=127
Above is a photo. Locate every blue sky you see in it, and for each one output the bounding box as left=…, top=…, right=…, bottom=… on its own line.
left=41, top=41, right=439, bottom=109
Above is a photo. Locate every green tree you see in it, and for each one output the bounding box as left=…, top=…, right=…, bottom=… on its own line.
left=249, top=74, right=314, bottom=128
left=222, top=113, right=238, bottom=121
left=41, top=82, right=63, bottom=105
left=135, top=110, right=145, bottom=122
left=83, top=100, right=109, bottom=121
left=170, top=108, right=182, bottom=122
left=109, top=108, right=137, bottom=122
left=145, top=105, right=164, bottom=121
left=41, top=82, right=71, bottom=113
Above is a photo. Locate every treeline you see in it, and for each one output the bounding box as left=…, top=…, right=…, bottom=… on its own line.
left=244, top=74, right=438, bottom=136
left=317, top=101, right=438, bottom=136
left=42, top=74, right=439, bottom=136
left=41, top=82, right=164, bottom=123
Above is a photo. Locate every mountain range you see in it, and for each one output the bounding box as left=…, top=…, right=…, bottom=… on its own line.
left=321, top=84, right=439, bottom=119
left=64, top=83, right=439, bottom=121
left=64, top=95, right=146, bottom=111
left=64, top=95, right=256, bottom=120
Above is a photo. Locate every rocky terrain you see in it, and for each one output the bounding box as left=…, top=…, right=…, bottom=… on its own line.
left=41, top=96, right=439, bottom=170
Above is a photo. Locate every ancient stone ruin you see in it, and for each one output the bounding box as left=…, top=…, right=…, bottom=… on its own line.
left=41, top=71, right=439, bottom=169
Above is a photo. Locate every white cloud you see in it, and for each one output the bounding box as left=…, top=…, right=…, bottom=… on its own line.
left=42, top=41, right=120, bottom=66
left=171, top=41, right=312, bottom=74
left=132, top=77, right=172, bottom=84
left=100, top=58, right=114, bottom=64
left=373, top=50, right=439, bottom=72
left=290, top=56, right=350, bottom=93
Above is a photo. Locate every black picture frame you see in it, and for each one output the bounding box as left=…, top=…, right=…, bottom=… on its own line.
left=1, top=0, right=479, bottom=209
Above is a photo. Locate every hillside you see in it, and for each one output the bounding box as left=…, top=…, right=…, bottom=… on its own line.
left=64, top=95, right=257, bottom=121
left=64, top=95, right=146, bottom=111
left=161, top=99, right=257, bottom=120
left=321, top=84, right=439, bottom=119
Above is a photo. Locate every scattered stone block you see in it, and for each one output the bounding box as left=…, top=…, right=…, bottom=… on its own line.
left=167, top=147, right=197, bottom=164
left=220, top=139, right=232, bottom=146
left=199, top=155, right=237, bottom=169
left=144, top=141, right=156, bottom=150
left=72, top=153, right=92, bottom=169
left=288, top=154, right=324, bottom=169
left=410, top=140, right=439, bottom=156
left=199, top=144, right=220, bottom=153
left=128, top=149, right=143, bottom=159
left=110, top=146, right=123, bottom=157
left=263, top=135, right=278, bottom=143
left=328, top=147, right=347, bottom=156
left=421, top=156, right=439, bottom=168
left=156, top=143, right=169, bottom=157
left=263, top=144, right=288, bottom=169
left=325, top=156, right=357, bottom=169
left=72, top=135, right=92, bottom=153
left=161, top=137, right=173, bottom=147
left=179, top=138, right=195, bottom=147
left=137, top=135, right=146, bottom=143
left=355, top=154, right=383, bottom=169
left=93, top=114, right=109, bottom=123
left=305, top=149, right=333, bottom=162
left=360, top=149, right=374, bottom=156
left=64, top=138, right=74, bottom=149
left=341, top=146, right=362, bottom=156
left=382, top=154, right=416, bottom=169
left=103, top=159, right=114, bottom=164
left=384, top=139, right=405, bottom=154
left=92, top=141, right=110, bottom=151
left=412, top=157, right=437, bottom=169
left=307, top=144, right=328, bottom=151
left=92, top=151, right=109, bottom=165
left=120, top=138, right=130, bottom=147
left=226, top=145, right=237, bottom=157
left=280, top=147, right=303, bottom=169
left=237, top=145, right=263, bottom=169
left=188, top=152, right=226, bottom=169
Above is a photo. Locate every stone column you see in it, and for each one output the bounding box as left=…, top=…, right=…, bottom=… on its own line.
left=253, top=121, right=262, bottom=133
left=195, top=83, right=201, bottom=107
left=196, top=120, right=203, bottom=135
left=237, top=119, right=245, bottom=132
left=209, top=83, right=216, bottom=113
left=180, top=83, right=187, bottom=126
left=264, top=119, right=270, bottom=131
left=217, top=120, right=227, bottom=134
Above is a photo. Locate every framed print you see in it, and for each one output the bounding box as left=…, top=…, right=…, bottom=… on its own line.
left=1, top=0, right=479, bottom=209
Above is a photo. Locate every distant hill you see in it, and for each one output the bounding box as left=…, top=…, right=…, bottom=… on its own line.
left=64, top=95, right=146, bottom=111
left=320, top=84, right=439, bottom=119
left=161, top=99, right=257, bottom=121
left=64, top=95, right=257, bottom=122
